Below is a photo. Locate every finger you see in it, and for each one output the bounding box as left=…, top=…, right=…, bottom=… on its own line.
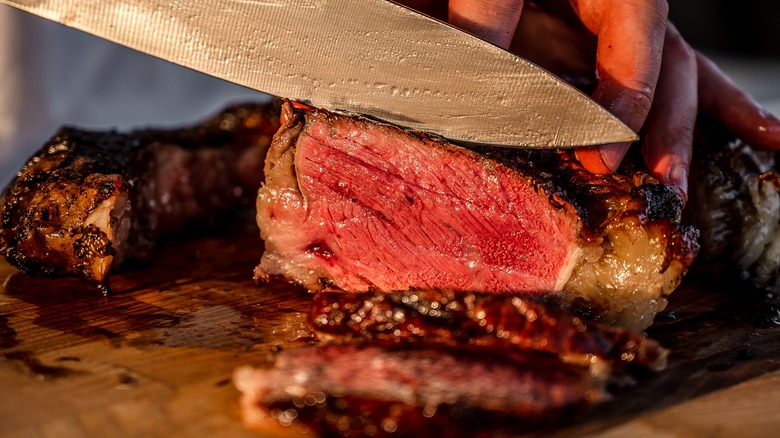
left=572, top=0, right=669, bottom=174
left=697, top=52, right=780, bottom=150
left=641, top=25, right=697, bottom=203
left=448, top=0, right=525, bottom=49
left=509, top=3, right=596, bottom=78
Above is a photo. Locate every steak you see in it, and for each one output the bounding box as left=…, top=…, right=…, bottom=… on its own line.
left=686, top=119, right=780, bottom=292
left=0, top=102, right=280, bottom=292
left=256, top=101, right=700, bottom=330
left=234, top=342, right=607, bottom=437
left=309, top=290, right=668, bottom=371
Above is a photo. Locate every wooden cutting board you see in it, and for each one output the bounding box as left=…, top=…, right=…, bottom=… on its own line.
left=2, top=224, right=780, bottom=438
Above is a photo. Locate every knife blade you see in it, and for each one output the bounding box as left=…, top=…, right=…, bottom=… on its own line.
left=0, top=0, right=638, bottom=148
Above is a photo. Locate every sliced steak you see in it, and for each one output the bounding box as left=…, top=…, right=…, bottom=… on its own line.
left=234, top=342, right=606, bottom=437
left=309, top=290, right=668, bottom=371
left=0, top=102, right=280, bottom=292
left=256, top=101, right=699, bottom=330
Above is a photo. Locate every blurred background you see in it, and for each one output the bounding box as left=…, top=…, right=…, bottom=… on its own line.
left=670, top=1, right=780, bottom=56
left=670, top=1, right=780, bottom=117
left=1, top=2, right=779, bottom=185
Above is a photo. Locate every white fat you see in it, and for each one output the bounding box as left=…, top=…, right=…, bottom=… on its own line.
left=554, top=246, right=583, bottom=292
left=84, top=197, right=115, bottom=235
left=563, top=220, right=681, bottom=331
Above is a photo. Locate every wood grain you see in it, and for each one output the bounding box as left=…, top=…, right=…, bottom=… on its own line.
left=0, top=225, right=316, bottom=438
left=2, top=225, right=780, bottom=437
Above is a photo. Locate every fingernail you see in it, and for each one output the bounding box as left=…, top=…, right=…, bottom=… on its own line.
left=667, top=163, right=688, bottom=203
left=598, top=143, right=630, bottom=172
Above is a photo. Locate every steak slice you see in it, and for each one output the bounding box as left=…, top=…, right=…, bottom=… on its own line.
left=234, top=343, right=606, bottom=437
left=256, top=101, right=699, bottom=330
left=0, top=102, right=280, bottom=292
left=309, top=290, right=668, bottom=371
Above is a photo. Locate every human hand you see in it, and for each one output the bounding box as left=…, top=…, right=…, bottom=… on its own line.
left=396, top=0, right=780, bottom=202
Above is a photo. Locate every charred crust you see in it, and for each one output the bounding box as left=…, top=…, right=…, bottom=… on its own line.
left=665, top=224, right=700, bottom=271
left=632, top=183, right=683, bottom=222
left=310, top=290, right=667, bottom=371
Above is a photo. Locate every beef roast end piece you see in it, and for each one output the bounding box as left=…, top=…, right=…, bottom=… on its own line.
left=0, top=102, right=280, bottom=290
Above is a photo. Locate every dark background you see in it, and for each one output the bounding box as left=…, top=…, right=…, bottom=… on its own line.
left=670, top=1, right=780, bottom=55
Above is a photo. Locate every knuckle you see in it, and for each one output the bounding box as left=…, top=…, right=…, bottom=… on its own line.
left=630, top=81, right=656, bottom=108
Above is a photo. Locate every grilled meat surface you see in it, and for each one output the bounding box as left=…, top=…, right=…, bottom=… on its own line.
left=309, top=290, right=668, bottom=371
left=0, top=102, right=280, bottom=292
left=256, top=101, right=699, bottom=330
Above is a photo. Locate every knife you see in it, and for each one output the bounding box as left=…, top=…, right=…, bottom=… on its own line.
left=0, top=0, right=637, bottom=148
